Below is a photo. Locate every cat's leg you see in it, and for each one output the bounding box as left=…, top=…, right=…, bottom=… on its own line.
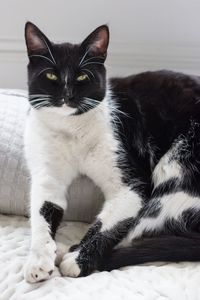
left=108, top=124, right=200, bottom=262
left=60, top=185, right=143, bottom=277
left=24, top=165, right=77, bottom=283
left=117, top=183, right=200, bottom=252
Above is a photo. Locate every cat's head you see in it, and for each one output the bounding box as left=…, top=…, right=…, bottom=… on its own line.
left=25, top=22, right=109, bottom=116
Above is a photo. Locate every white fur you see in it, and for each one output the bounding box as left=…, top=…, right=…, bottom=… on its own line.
left=99, top=188, right=142, bottom=231
left=24, top=91, right=143, bottom=281
left=24, top=238, right=56, bottom=283
left=59, top=251, right=81, bottom=277
left=152, top=152, right=182, bottom=188
left=121, top=191, right=200, bottom=247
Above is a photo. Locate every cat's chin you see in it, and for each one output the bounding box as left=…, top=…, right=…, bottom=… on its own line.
left=41, top=104, right=77, bottom=117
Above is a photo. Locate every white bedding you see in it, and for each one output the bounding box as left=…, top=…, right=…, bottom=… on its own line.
left=1, top=214, right=200, bottom=300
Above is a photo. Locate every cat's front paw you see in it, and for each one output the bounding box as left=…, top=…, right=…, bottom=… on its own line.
left=24, top=240, right=56, bottom=283
left=59, top=247, right=98, bottom=277
left=59, top=251, right=81, bottom=278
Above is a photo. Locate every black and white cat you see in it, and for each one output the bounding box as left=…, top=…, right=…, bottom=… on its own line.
left=24, top=22, right=200, bottom=283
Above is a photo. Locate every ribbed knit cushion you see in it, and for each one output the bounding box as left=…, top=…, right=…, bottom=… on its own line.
left=0, top=90, right=104, bottom=222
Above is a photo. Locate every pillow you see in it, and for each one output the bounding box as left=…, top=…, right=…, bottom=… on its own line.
left=0, top=90, right=104, bottom=222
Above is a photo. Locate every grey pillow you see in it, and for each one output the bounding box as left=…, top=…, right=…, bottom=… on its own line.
left=0, top=90, right=104, bottom=223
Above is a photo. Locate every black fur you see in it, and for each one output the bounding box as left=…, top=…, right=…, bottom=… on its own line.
left=40, top=201, right=64, bottom=238
left=99, top=234, right=200, bottom=271
left=110, top=71, right=200, bottom=198
left=69, top=221, right=102, bottom=252
left=76, top=218, right=135, bottom=276
left=25, top=22, right=108, bottom=114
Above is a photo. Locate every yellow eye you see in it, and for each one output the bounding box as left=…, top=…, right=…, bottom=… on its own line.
left=46, top=72, right=58, bottom=81
left=76, top=74, right=88, bottom=81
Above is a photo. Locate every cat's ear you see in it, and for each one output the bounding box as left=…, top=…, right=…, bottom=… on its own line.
left=25, top=22, right=51, bottom=56
left=81, top=25, right=109, bottom=60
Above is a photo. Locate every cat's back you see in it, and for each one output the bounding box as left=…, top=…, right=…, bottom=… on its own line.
left=110, top=70, right=200, bottom=119
left=109, top=70, right=200, bottom=156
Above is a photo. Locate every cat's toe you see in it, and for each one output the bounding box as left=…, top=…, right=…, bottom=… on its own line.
left=59, top=251, right=81, bottom=278
left=24, top=251, right=55, bottom=283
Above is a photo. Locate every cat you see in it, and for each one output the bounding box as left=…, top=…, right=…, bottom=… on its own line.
left=24, top=21, right=200, bottom=283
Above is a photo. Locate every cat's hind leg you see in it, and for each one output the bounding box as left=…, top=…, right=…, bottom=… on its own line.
left=101, top=122, right=200, bottom=270
left=99, top=185, right=200, bottom=270
left=126, top=120, right=200, bottom=243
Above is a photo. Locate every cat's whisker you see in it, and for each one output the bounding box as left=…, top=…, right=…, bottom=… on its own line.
left=29, top=97, right=50, bottom=100
left=41, top=37, right=56, bottom=65
left=81, top=104, right=88, bottom=111
left=84, top=102, right=97, bottom=109
left=84, top=97, right=99, bottom=103
left=81, top=62, right=104, bottom=68
left=35, top=105, right=49, bottom=110
left=29, top=94, right=52, bottom=98
left=34, top=68, right=54, bottom=79
left=32, top=100, right=50, bottom=105
left=29, top=95, right=52, bottom=104
left=83, top=103, right=95, bottom=110
left=29, top=96, right=52, bottom=100
left=81, top=56, right=104, bottom=65
left=79, top=48, right=90, bottom=66
left=33, top=101, right=51, bottom=109
left=82, top=69, right=95, bottom=79
left=107, top=100, right=131, bottom=118
left=78, top=103, right=89, bottom=113
left=82, top=71, right=91, bottom=81
left=84, top=97, right=130, bottom=125
left=111, top=112, right=124, bottom=129
left=111, top=106, right=130, bottom=118
left=83, top=99, right=98, bottom=107
left=84, top=99, right=105, bottom=112
left=80, top=99, right=98, bottom=112
left=81, top=101, right=92, bottom=108
left=195, top=98, right=200, bottom=104
left=30, top=98, right=51, bottom=104
left=29, top=54, right=55, bottom=65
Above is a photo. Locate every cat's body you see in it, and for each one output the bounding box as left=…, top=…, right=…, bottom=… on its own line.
left=24, top=22, right=200, bottom=283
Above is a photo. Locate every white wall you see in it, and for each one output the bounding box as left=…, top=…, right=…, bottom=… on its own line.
left=1, top=0, right=200, bottom=88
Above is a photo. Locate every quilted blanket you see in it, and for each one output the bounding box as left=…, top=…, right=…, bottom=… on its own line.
left=1, top=214, right=200, bottom=300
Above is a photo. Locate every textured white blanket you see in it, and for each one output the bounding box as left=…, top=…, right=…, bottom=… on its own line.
left=0, top=214, right=200, bottom=300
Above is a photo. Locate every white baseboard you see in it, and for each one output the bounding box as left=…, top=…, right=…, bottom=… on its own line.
left=1, top=38, right=200, bottom=88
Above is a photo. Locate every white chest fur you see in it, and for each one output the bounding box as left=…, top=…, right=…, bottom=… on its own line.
left=25, top=95, right=142, bottom=234
left=24, top=97, right=124, bottom=198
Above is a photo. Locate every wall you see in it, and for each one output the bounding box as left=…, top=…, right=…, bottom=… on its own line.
left=1, top=0, right=200, bottom=88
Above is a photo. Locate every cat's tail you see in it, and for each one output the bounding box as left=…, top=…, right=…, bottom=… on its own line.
left=99, top=233, right=200, bottom=271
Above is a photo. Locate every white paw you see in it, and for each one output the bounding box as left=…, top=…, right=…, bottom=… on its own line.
left=59, top=251, right=81, bottom=278
left=55, top=242, right=70, bottom=266
left=24, top=240, right=57, bottom=283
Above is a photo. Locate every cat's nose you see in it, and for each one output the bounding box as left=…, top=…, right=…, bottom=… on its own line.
left=64, top=89, right=73, bottom=104
left=64, top=95, right=72, bottom=105
left=63, top=95, right=69, bottom=104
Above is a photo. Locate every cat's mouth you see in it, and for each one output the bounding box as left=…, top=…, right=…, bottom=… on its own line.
left=38, top=100, right=77, bottom=116
left=62, top=103, right=77, bottom=112
left=33, top=97, right=100, bottom=116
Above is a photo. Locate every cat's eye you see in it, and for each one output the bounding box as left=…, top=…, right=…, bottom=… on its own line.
left=46, top=72, right=58, bottom=81
left=76, top=74, right=89, bottom=81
